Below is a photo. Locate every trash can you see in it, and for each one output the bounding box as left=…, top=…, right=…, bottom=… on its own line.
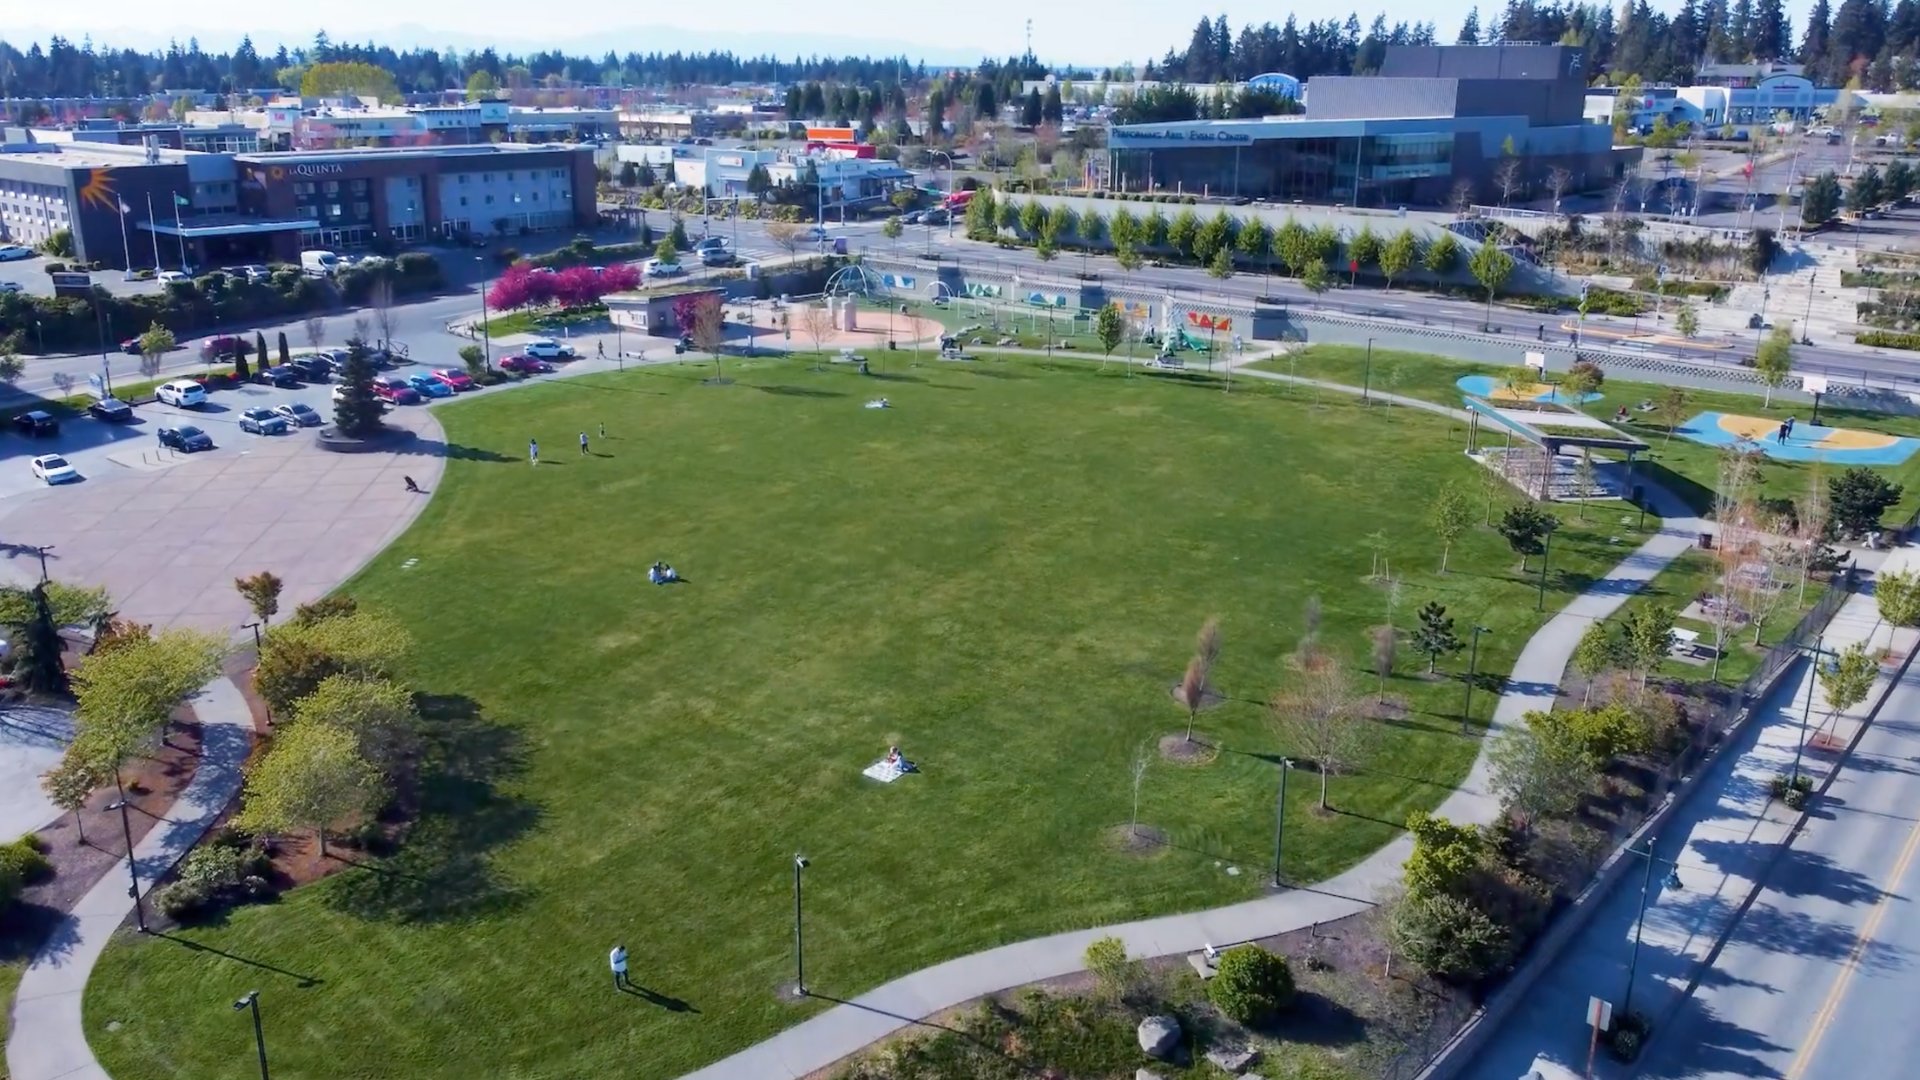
left=1698, top=532, right=1714, bottom=550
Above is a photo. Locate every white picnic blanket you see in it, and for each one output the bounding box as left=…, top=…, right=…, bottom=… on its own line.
left=862, top=761, right=906, bottom=783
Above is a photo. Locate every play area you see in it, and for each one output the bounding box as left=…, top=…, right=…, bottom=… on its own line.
left=1456, top=374, right=1602, bottom=405
left=1677, top=410, right=1920, bottom=466
left=740, top=295, right=944, bottom=352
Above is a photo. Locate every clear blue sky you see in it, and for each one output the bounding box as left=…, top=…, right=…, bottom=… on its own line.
left=18, top=2, right=1821, bottom=67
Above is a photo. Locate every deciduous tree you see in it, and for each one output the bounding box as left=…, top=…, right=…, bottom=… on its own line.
left=1488, top=713, right=1594, bottom=828
left=1755, top=325, right=1794, bottom=406
left=235, top=719, right=382, bottom=857
left=1428, top=483, right=1475, bottom=573
left=1174, top=616, right=1221, bottom=744
left=1379, top=229, right=1417, bottom=291
left=1497, top=504, right=1556, bottom=571
left=234, top=571, right=284, bottom=626
left=1270, top=651, right=1373, bottom=808
left=1468, top=241, right=1515, bottom=328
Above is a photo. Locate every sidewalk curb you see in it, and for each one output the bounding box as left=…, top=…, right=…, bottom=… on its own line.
left=1416, top=581, right=1869, bottom=1080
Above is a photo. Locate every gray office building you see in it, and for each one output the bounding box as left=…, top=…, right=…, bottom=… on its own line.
left=1105, top=44, right=1638, bottom=208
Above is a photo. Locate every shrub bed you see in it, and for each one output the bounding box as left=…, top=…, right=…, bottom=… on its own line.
left=1858, top=330, right=1920, bottom=351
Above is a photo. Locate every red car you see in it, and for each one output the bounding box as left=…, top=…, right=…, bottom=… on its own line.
left=499, top=355, right=554, bottom=375
left=372, top=376, right=422, bottom=404
left=432, top=368, right=475, bottom=391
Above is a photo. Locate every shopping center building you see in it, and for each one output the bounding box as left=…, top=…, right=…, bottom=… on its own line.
left=1104, top=44, right=1636, bottom=208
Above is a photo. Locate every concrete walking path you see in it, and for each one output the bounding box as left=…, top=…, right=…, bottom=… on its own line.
left=1465, top=546, right=1912, bottom=1080
left=6, top=679, right=254, bottom=1080
left=679, top=372, right=1709, bottom=1080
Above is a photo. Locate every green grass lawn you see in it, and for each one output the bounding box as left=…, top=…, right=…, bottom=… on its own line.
left=1256, top=345, right=1920, bottom=524
left=85, top=355, right=1650, bottom=1079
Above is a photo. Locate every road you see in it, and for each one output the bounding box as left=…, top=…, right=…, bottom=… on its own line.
left=884, top=229, right=1920, bottom=385
left=1635, top=657, right=1920, bottom=1080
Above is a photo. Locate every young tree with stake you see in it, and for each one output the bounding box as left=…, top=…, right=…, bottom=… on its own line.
left=1270, top=652, right=1373, bottom=809
left=1175, top=617, right=1222, bottom=744
left=1413, top=602, right=1462, bottom=674
left=234, top=571, right=284, bottom=626
left=1754, top=325, right=1794, bottom=406
left=1428, top=483, right=1475, bottom=573
left=1468, top=241, right=1515, bottom=329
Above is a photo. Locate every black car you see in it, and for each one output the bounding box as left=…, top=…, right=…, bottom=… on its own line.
left=88, top=397, right=135, bottom=422
left=286, top=356, right=333, bottom=381
left=10, top=410, right=59, bottom=437
left=257, top=365, right=301, bottom=388
left=158, top=425, right=214, bottom=452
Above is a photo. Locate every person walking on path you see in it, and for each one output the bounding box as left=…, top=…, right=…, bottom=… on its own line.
left=579, top=431, right=589, bottom=456
left=529, top=438, right=539, bottom=466
left=597, top=341, right=605, bottom=359
left=609, top=944, right=630, bottom=990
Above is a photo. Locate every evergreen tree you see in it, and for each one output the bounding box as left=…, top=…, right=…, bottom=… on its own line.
left=331, top=337, right=385, bottom=437
left=1802, top=0, right=1834, bottom=68
left=1459, top=7, right=1484, bottom=44
left=1021, top=87, right=1043, bottom=127
left=1802, top=170, right=1843, bottom=225
left=1752, top=0, right=1792, bottom=59
left=972, top=81, right=997, bottom=121
left=9, top=583, right=68, bottom=694
left=1042, top=84, right=1064, bottom=125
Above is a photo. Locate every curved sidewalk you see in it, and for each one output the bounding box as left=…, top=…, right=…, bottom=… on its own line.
left=680, top=373, right=1708, bottom=1080
left=6, top=678, right=253, bottom=1080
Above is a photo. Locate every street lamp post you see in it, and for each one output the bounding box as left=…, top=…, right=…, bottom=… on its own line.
left=1362, top=337, right=1373, bottom=404
left=1461, top=625, right=1491, bottom=735
left=473, top=257, right=493, bottom=373
left=233, top=990, right=270, bottom=1080
left=1536, top=524, right=1557, bottom=611
left=791, top=853, right=810, bottom=997
left=1271, top=757, right=1294, bottom=887
left=107, top=797, right=147, bottom=933
left=1622, top=840, right=1684, bottom=1016
left=1791, top=636, right=1828, bottom=782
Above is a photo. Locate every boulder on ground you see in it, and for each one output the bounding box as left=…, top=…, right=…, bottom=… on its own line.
left=1137, top=1014, right=1181, bottom=1060
left=1206, top=1045, right=1261, bottom=1073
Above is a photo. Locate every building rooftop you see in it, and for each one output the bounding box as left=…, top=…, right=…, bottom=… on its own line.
left=232, top=142, right=589, bottom=165
left=0, top=141, right=190, bottom=169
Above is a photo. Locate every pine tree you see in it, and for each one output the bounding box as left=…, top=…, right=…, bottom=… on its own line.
left=1459, top=7, right=1484, bottom=44
left=331, top=337, right=385, bottom=437
left=1803, top=0, right=1834, bottom=68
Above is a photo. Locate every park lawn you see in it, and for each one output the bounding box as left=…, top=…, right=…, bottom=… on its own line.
left=86, top=354, right=1642, bottom=1080
left=0, top=960, right=16, bottom=1078
left=920, top=300, right=1120, bottom=354
left=1257, top=345, right=1920, bottom=525
left=484, top=306, right=607, bottom=339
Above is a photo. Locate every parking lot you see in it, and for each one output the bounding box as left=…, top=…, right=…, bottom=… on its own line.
left=0, top=250, right=170, bottom=299
left=0, top=363, right=448, bottom=632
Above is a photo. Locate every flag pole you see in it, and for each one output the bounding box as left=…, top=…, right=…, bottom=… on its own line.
left=172, top=192, right=188, bottom=272
left=145, top=192, right=163, bottom=270
left=117, top=200, right=134, bottom=279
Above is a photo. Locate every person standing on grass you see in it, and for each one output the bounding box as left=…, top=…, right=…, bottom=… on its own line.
left=529, top=438, right=539, bottom=466
left=609, top=944, right=629, bottom=990
left=579, top=431, right=589, bottom=455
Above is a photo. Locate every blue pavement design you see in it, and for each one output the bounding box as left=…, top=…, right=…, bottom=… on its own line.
left=1677, top=410, right=1920, bottom=466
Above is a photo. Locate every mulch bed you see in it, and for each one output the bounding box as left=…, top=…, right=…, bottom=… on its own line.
left=1159, top=734, right=1220, bottom=765
left=1, top=708, right=204, bottom=960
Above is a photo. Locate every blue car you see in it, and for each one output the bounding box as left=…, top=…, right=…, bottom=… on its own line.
left=408, top=374, right=454, bottom=399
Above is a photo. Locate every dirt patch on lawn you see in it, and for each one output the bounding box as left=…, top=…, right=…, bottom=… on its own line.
left=1101, top=824, right=1169, bottom=856
left=1159, top=734, right=1220, bottom=765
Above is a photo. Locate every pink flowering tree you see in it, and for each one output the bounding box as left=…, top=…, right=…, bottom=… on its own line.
left=486, top=268, right=535, bottom=311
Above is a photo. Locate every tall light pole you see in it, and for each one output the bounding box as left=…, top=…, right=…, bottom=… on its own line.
left=1362, top=337, right=1373, bottom=404
left=473, top=256, right=493, bottom=372
left=107, top=797, right=147, bottom=933
left=1622, top=840, right=1683, bottom=1015
left=1271, top=757, right=1294, bottom=887
left=791, top=853, right=810, bottom=997
left=1791, top=636, right=1827, bottom=783
left=1461, top=625, right=1491, bottom=734
left=1535, top=522, right=1558, bottom=612
left=233, top=990, right=270, bottom=1080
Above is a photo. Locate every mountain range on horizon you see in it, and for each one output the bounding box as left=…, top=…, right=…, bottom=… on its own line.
left=0, top=21, right=1064, bottom=69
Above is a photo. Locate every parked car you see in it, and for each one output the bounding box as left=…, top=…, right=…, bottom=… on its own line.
left=499, top=355, right=554, bottom=375
left=694, top=236, right=731, bottom=254
left=701, top=248, right=738, bottom=267
left=156, top=270, right=191, bottom=283
left=257, top=365, right=301, bottom=388
left=281, top=356, right=331, bottom=381
left=158, top=424, right=213, bottom=452
left=120, top=337, right=145, bottom=354
left=11, top=410, right=59, bottom=437
left=922, top=209, right=950, bottom=225
left=239, top=407, right=289, bottom=435
left=274, top=402, right=323, bottom=427
left=643, top=258, right=685, bottom=277
left=408, top=373, right=454, bottom=398
left=373, top=376, right=422, bottom=404
left=88, top=397, right=135, bottom=422
left=155, top=380, right=208, bottom=408
left=523, top=339, right=577, bottom=359
left=228, top=264, right=271, bottom=283
left=432, top=368, right=475, bottom=391
left=0, top=281, right=20, bottom=294
left=0, top=244, right=33, bottom=261
left=29, top=453, right=79, bottom=485
left=903, top=210, right=926, bottom=225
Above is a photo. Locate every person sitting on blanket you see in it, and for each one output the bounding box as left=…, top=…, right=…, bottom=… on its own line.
left=885, top=745, right=914, bottom=772
left=648, top=562, right=679, bottom=585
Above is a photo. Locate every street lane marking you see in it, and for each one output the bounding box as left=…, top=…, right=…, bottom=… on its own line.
left=1785, top=804, right=1920, bottom=1078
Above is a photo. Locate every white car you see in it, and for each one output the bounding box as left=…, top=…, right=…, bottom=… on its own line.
left=155, top=379, right=208, bottom=408
left=230, top=264, right=271, bottom=282
left=29, top=454, right=79, bottom=485
left=0, top=282, right=20, bottom=294
left=523, top=339, right=578, bottom=359
left=157, top=270, right=191, bottom=283
left=0, top=244, right=33, bottom=262
left=643, top=259, right=685, bottom=277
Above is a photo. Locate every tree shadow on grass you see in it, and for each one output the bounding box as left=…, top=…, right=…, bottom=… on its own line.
left=752, top=384, right=845, bottom=398
left=324, top=693, right=540, bottom=924
left=1257, top=990, right=1369, bottom=1047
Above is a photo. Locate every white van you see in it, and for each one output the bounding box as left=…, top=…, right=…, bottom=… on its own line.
left=155, top=380, right=207, bottom=408
left=300, top=250, right=341, bottom=277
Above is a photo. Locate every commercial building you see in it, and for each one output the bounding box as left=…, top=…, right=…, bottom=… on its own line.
left=0, top=133, right=596, bottom=269
left=613, top=143, right=911, bottom=211
left=1590, top=73, right=1854, bottom=130
left=180, top=99, right=618, bottom=150
left=1104, top=44, right=1635, bottom=207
